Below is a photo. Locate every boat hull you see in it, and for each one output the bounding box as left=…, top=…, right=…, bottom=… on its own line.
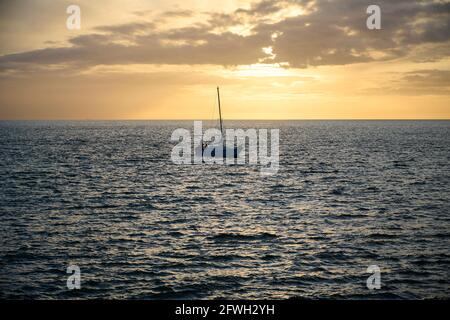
left=196, top=144, right=241, bottom=159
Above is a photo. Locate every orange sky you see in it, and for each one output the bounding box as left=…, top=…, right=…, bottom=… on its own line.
left=0, top=0, right=449, bottom=120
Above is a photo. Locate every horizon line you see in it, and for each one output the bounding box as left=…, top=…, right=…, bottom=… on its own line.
left=1, top=118, right=450, bottom=121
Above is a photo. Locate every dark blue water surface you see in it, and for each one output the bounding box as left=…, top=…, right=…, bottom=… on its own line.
left=0, top=120, right=449, bottom=299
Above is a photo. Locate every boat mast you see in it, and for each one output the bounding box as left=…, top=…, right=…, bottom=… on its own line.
left=217, top=86, right=224, bottom=135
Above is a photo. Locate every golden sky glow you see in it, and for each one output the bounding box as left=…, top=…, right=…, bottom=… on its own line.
left=0, top=0, right=449, bottom=119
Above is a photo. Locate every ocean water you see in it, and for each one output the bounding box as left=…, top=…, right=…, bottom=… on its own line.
left=0, top=120, right=449, bottom=299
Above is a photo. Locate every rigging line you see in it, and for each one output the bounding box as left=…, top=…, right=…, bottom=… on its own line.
left=217, top=86, right=224, bottom=136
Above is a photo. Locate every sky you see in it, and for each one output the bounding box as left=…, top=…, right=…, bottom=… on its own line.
left=0, top=0, right=449, bottom=120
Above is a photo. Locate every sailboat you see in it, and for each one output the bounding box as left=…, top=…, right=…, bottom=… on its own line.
left=201, top=87, right=240, bottom=158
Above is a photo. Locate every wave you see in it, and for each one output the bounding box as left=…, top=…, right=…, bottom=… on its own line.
left=208, top=232, right=278, bottom=242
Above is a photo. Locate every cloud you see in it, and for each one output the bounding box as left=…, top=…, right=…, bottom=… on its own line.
left=235, top=0, right=284, bottom=16
left=365, top=69, right=450, bottom=95
left=161, top=9, right=194, bottom=18
left=259, top=0, right=450, bottom=67
left=94, top=22, right=155, bottom=35
left=0, top=0, right=448, bottom=72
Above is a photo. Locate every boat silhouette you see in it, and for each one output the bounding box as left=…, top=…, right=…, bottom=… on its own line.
left=200, top=87, right=241, bottom=159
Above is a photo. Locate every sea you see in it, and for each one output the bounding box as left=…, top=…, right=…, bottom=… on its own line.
left=0, top=120, right=449, bottom=299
